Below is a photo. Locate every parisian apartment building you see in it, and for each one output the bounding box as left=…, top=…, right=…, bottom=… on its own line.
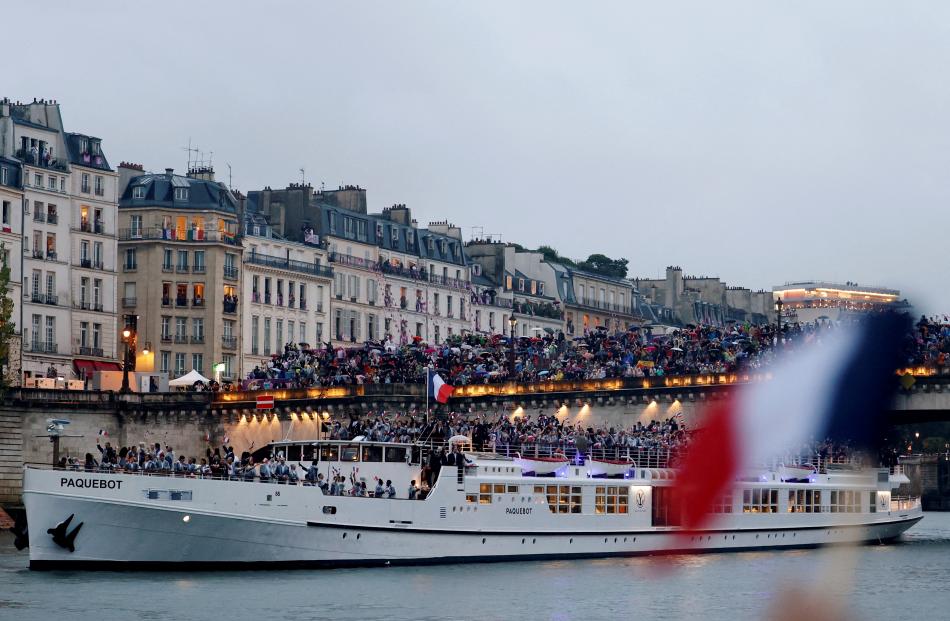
left=246, top=184, right=472, bottom=348
left=117, top=164, right=242, bottom=382
left=240, top=213, right=333, bottom=376
left=0, top=98, right=120, bottom=384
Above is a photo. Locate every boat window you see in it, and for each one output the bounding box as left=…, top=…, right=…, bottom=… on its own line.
left=361, top=445, right=383, bottom=462
left=507, top=485, right=518, bottom=493
left=478, top=483, right=492, bottom=504
left=533, top=485, right=544, bottom=494
left=303, top=445, right=318, bottom=462
left=651, top=487, right=681, bottom=527
left=340, top=445, right=360, bottom=462
left=466, top=494, right=477, bottom=503
left=288, top=445, right=302, bottom=461
left=320, top=444, right=340, bottom=461
left=711, top=490, right=733, bottom=513
left=384, top=447, right=407, bottom=463
left=546, top=485, right=582, bottom=514
left=830, top=490, right=860, bottom=513
left=493, top=484, right=505, bottom=494
left=595, top=485, right=627, bottom=515
left=869, top=491, right=877, bottom=513
left=743, top=488, right=778, bottom=513
left=410, top=446, right=422, bottom=465
left=322, top=506, right=337, bottom=515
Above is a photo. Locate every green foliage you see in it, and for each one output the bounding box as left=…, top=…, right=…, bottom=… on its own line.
left=577, top=253, right=629, bottom=279
left=535, top=245, right=576, bottom=267
left=0, top=243, right=15, bottom=387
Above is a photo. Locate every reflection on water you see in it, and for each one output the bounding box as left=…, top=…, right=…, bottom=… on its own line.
left=1, top=514, right=949, bottom=621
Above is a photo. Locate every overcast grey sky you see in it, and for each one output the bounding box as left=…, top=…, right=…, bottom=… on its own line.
left=7, top=1, right=948, bottom=312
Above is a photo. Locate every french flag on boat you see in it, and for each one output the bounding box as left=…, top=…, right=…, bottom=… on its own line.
left=428, top=369, right=454, bottom=404
left=675, top=313, right=909, bottom=532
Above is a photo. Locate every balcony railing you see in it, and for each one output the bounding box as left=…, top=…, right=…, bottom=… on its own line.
left=79, top=258, right=92, bottom=269
left=299, top=300, right=307, bottom=311
left=175, top=297, right=188, bottom=307
left=244, top=253, right=333, bottom=278
left=123, top=263, right=137, bottom=272
left=33, top=212, right=46, bottom=222
left=15, top=148, right=69, bottom=171
left=161, top=297, right=172, bottom=307
left=31, top=293, right=58, bottom=305
left=73, top=301, right=104, bottom=312
left=122, top=297, right=137, bottom=307
left=31, top=249, right=44, bottom=259
left=222, top=335, right=237, bottom=349
left=76, top=346, right=104, bottom=358
left=161, top=334, right=172, bottom=343
left=264, top=293, right=271, bottom=305
left=28, top=340, right=58, bottom=354
left=95, top=187, right=104, bottom=197
left=192, top=298, right=205, bottom=307
left=223, top=298, right=238, bottom=314
left=162, top=264, right=174, bottom=272
left=174, top=335, right=189, bottom=344
left=46, top=251, right=58, bottom=261
left=192, top=265, right=206, bottom=274
left=46, top=213, right=58, bottom=224
left=118, top=227, right=239, bottom=245
left=190, top=335, right=205, bottom=344
left=176, top=265, right=189, bottom=273
left=79, top=220, right=105, bottom=234
left=223, top=266, right=238, bottom=280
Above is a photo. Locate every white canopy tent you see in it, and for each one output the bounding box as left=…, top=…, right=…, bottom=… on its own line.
left=168, top=369, right=211, bottom=387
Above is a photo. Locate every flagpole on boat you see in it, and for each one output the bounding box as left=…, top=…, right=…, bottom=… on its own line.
left=425, top=364, right=430, bottom=426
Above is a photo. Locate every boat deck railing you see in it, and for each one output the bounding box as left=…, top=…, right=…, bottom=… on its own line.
left=890, top=496, right=921, bottom=512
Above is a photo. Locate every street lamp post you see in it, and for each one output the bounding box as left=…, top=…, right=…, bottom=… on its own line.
left=509, top=317, right=518, bottom=379
left=120, top=327, right=133, bottom=394
left=775, top=298, right=784, bottom=339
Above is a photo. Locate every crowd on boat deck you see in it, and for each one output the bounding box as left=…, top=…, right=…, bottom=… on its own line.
left=240, top=320, right=856, bottom=391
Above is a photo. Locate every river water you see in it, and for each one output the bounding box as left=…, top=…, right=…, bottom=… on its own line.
left=1, top=513, right=948, bottom=621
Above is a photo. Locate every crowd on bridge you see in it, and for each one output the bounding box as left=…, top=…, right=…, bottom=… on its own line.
left=906, top=315, right=950, bottom=370
left=240, top=320, right=845, bottom=391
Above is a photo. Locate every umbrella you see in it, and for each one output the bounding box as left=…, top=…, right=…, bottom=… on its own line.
left=671, top=347, right=683, bottom=352
left=543, top=327, right=555, bottom=335
left=448, top=435, right=470, bottom=444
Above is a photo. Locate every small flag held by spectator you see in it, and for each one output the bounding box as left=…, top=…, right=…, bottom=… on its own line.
left=97, top=429, right=108, bottom=437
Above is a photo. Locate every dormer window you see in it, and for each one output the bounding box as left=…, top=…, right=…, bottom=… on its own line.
left=538, top=282, right=545, bottom=296
left=91, top=140, right=101, bottom=155
left=407, top=230, right=414, bottom=248
left=132, top=185, right=145, bottom=199
left=174, top=187, right=189, bottom=201
left=391, top=226, right=399, bottom=244
left=518, top=278, right=525, bottom=292
left=78, top=138, right=88, bottom=154
left=376, top=222, right=383, bottom=240
left=440, top=240, right=447, bottom=255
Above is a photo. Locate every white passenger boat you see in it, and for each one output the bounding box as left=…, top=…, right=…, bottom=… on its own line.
left=20, top=439, right=923, bottom=569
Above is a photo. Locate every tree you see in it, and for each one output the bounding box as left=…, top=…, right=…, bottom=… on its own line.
left=577, top=253, right=629, bottom=279
left=0, top=243, right=15, bottom=388
left=535, top=245, right=575, bottom=267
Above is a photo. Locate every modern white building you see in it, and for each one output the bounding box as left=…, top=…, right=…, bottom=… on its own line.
left=241, top=221, right=333, bottom=377
left=0, top=98, right=120, bottom=381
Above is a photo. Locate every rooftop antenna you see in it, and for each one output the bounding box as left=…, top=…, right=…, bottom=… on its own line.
left=182, top=137, right=197, bottom=171
left=300, top=167, right=306, bottom=185
left=226, top=163, right=233, bottom=190
left=471, top=226, right=485, bottom=241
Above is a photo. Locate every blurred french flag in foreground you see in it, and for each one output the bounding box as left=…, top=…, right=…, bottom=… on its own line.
left=675, top=313, right=909, bottom=532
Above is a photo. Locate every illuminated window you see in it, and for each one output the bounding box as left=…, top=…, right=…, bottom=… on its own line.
left=547, top=485, right=583, bottom=514
left=594, top=486, right=628, bottom=515
left=742, top=488, right=778, bottom=513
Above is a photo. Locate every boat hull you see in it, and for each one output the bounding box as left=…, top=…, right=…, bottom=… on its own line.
left=24, top=482, right=923, bottom=569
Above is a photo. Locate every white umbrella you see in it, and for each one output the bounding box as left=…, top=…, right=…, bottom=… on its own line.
left=168, top=369, right=211, bottom=387
left=448, top=435, right=470, bottom=444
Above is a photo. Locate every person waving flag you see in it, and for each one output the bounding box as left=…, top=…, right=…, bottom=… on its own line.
left=428, top=368, right=454, bottom=404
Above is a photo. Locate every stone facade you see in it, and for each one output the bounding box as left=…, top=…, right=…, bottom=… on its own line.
left=241, top=223, right=333, bottom=376
left=247, top=185, right=473, bottom=346
left=0, top=98, right=121, bottom=381
left=117, top=165, right=242, bottom=383
left=636, top=266, right=771, bottom=326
